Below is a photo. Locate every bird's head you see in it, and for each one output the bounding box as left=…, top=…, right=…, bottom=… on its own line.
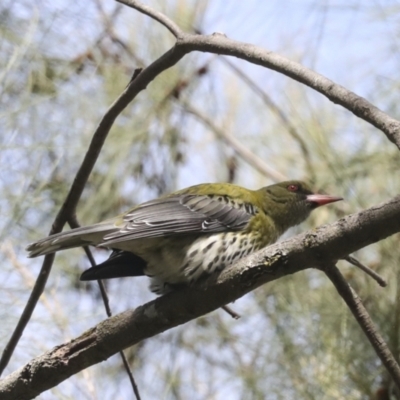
left=257, top=180, right=342, bottom=233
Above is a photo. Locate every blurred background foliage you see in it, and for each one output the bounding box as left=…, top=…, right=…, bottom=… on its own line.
left=1, top=0, right=400, bottom=399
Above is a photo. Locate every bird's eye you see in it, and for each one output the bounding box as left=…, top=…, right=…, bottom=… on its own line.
left=287, top=184, right=299, bottom=192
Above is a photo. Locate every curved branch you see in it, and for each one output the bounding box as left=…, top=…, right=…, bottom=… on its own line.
left=0, top=45, right=189, bottom=375
left=118, top=0, right=400, bottom=149
left=2, top=196, right=400, bottom=399
left=4, top=0, right=400, bottom=390
left=177, top=33, right=400, bottom=149
left=116, top=0, right=183, bottom=38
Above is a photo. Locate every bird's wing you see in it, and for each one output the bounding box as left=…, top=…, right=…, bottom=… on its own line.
left=101, top=194, right=258, bottom=245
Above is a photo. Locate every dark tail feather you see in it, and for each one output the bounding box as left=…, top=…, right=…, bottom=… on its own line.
left=80, top=250, right=147, bottom=281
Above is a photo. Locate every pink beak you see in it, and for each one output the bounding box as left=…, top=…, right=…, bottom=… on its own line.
left=306, top=194, right=343, bottom=207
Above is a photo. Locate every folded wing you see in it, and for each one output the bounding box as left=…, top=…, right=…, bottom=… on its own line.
left=101, top=194, right=256, bottom=245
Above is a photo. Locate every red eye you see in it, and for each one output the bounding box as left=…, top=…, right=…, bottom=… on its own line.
left=287, top=184, right=299, bottom=192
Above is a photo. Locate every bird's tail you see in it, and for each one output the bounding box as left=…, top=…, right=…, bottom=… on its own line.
left=26, top=221, right=117, bottom=257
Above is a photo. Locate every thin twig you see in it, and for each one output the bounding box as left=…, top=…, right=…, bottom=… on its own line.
left=221, top=305, right=241, bottom=319
left=321, top=263, right=400, bottom=390
left=344, top=255, right=387, bottom=287
left=116, top=0, right=183, bottom=38
left=68, top=216, right=141, bottom=400
left=94, top=0, right=145, bottom=66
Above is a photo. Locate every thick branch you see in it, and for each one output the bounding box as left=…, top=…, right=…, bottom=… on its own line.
left=2, top=196, right=400, bottom=399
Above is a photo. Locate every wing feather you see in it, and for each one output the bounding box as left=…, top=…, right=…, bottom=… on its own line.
left=102, top=194, right=256, bottom=245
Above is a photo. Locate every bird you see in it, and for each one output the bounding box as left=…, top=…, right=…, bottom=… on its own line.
left=26, top=180, right=342, bottom=294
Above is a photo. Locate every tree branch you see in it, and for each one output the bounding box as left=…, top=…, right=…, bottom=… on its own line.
left=2, top=195, right=400, bottom=399
left=180, top=34, right=400, bottom=149
left=0, top=40, right=188, bottom=375
left=116, top=0, right=183, bottom=38
left=322, top=263, right=400, bottom=389
left=344, top=255, right=387, bottom=287
left=119, top=0, right=400, bottom=149
left=4, top=0, right=400, bottom=391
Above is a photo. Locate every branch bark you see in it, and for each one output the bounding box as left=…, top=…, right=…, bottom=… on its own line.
left=2, top=196, right=400, bottom=399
